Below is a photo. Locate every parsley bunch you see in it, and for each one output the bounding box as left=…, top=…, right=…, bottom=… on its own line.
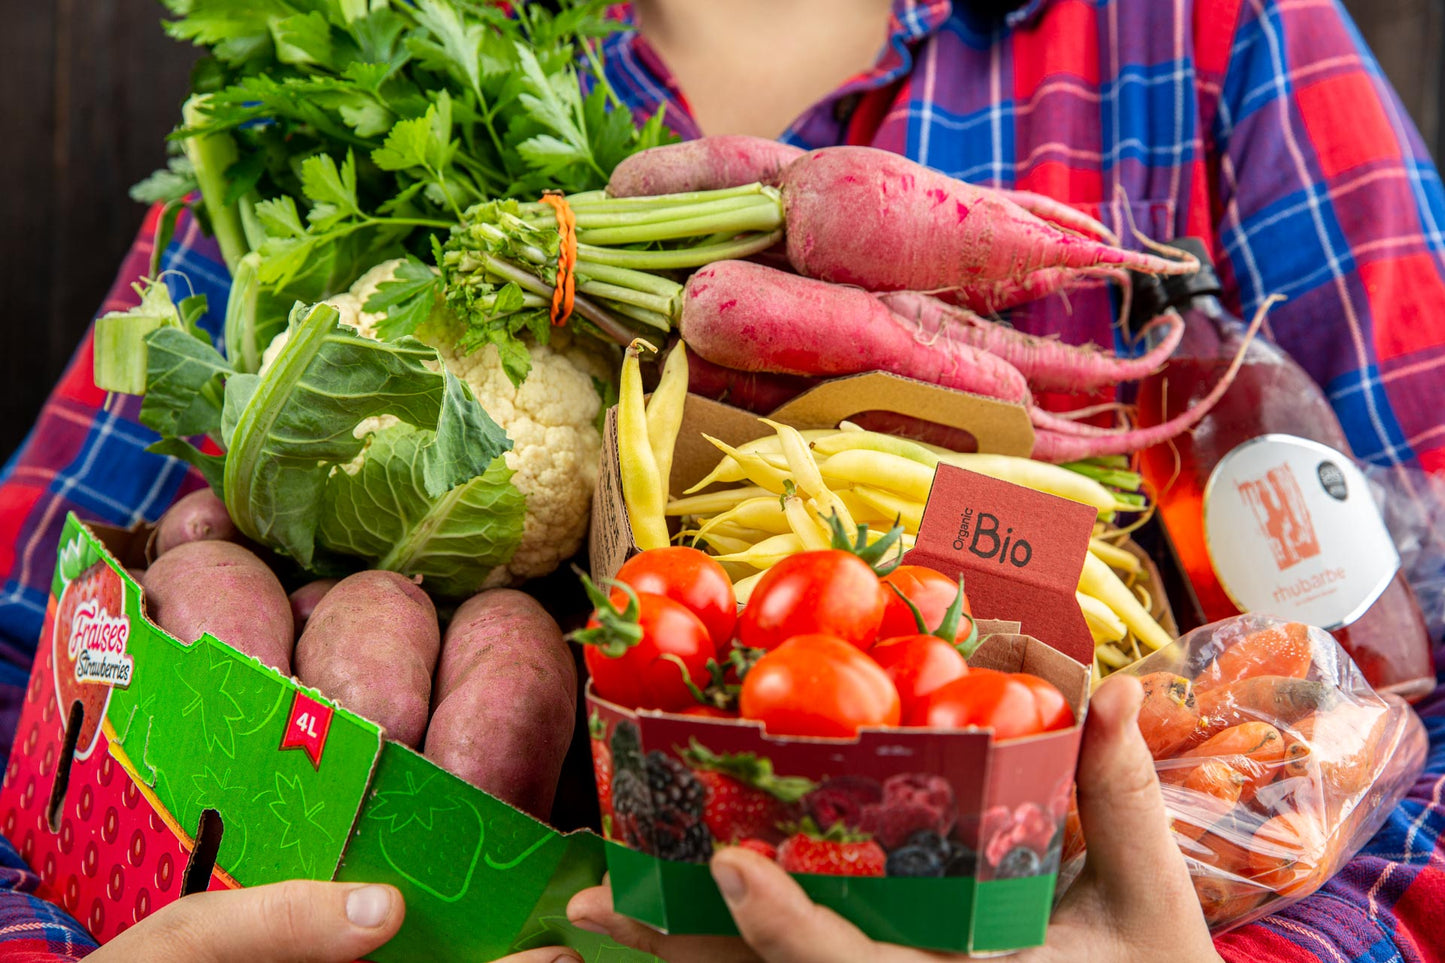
left=136, top=0, right=673, bottom=373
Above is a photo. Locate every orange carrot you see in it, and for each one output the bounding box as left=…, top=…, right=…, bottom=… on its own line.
left=1194, top=874, right=1266, bottom=929
left=1197, top=622, right=1314, bottom=690
left=1195, top=676, right=1335, bottom=740
left=1184, top=722, right=1286, bottom=801
left=1137, top=672, right=1203, bottom=758
left=1245, top=811, right=1331, bottom=897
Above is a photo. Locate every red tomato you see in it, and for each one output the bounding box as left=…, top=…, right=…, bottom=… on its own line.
left=679, top=704, right=738, bottom=720
left=907, top=670, right=1046, bottom=739
left=1015, top=674, right=1074, bottom=732
left=868, top=634, right=969, bottom=714
left=615, top=547, right=737, bottom=654
left=582, top=590, right=714, bottom=712
left=737, top=550, right=885, bottom=650
left=740, top=634, right=900, bottom=737
left=878, top=565, right=972, bottom=641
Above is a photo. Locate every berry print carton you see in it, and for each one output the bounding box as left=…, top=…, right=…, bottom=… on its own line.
left=587, top=466, right=1098, bottom=955
left=0, top=515, right=654, bottom=962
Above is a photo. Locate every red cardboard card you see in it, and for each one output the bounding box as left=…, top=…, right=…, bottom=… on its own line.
left=905, top=466, right=1097, bottom=666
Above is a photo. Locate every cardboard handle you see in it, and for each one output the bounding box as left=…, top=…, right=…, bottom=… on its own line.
left=765, top=373, right=1035, bottom=457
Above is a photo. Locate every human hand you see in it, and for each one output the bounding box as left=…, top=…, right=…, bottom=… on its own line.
left=558, top=674, right=1224, bottom=963
left=85, top=880, right=405, bottom=962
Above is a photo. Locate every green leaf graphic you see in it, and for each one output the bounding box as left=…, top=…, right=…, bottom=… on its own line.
left=177, top=646, right=246, bottom=759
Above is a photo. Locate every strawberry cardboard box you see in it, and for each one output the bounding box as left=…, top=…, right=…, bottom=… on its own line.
left=0, top=514, right=654, bottom=962
left=585, top=465, right=1099, bottom=954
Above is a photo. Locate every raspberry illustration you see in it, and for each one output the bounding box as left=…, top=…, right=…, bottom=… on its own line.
left=803, top=775, right=882, bottom=832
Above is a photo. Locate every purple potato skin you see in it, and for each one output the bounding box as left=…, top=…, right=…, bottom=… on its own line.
left=424, top=589, right=577, bottom=820
left=294, top=571, right=440, bottom=749
left=142, top=541, right=294, bottom=673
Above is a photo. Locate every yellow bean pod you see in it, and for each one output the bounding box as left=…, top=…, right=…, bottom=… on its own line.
left=818, top=449, right=936, bottom=503
left=645, top=342, right=689, bottom=489
left=1078, top=552, right=1172, bottom=651
left=665, top=486, right=773, bottom=517
left=1088, top=537, right=1142, bottom=575
left=618, top=340, right=669, bottom=550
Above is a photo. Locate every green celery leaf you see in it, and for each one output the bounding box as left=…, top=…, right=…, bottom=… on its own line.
left=131, top=156, right=198, bottom=205
left=270, top=11, right=334, bottom=67
left=318, top=429, right=525, bottom=597
left=371, top=92, right=453, bottom=174
left=365, top=256, right=441, bottom=340
left=220, top=301, right=509, bottom=567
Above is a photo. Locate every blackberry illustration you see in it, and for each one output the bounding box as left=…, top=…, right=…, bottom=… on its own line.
left=645, top=752, right=712, bottom=864
left=610, top=768, right=655, bottom=853
left=610, top=720, right=644, bottom=769
left=608, top=722, right=651, bottom=851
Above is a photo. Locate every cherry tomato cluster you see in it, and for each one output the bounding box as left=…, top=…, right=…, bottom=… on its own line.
left=574, top=546, right=1074, bottom=741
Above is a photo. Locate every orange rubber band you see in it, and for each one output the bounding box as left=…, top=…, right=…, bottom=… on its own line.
left=539, top=191, right=577, bottom=326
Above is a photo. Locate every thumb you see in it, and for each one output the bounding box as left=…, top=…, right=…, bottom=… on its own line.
left=91, top=880, right=404, bottom=963
left=1071, top=673, right=1186, bottom=907
left=709, top=847, right=879, bottom=963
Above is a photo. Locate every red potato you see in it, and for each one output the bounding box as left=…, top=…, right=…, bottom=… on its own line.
left=774, top=146, right=1195, bottom=289
left=294, top=571, right=440, bottom=749
left=607, top=135, right=805, bottom=197
left=288, top=579, right=340, bottom=637
left=141, top=541, right=294, bottom=673
left=424, top=590, right=577, bottom=820
left=149, top=488, right=237, bottom=560
left=877, top=290, right=1186, bottom=394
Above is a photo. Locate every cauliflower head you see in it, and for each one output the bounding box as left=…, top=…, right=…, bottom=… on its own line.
left=265, top=259, right=614, bottom=588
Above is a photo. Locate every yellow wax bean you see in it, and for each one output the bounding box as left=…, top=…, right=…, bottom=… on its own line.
left=1077, top=591, right=1128, bottom=643
left=645, top=341, right=689, bottom=489
left=666, top=486, right=773, bottom=516
left=1078, top=552, right=1172, bottom=651
left=849, top=486, right=925, bottom=533
left=1088, top=537, right=1142, bottom=575
left=818, top=449, right=935, bottom=503
left=618, top=340, right=669, bottom=550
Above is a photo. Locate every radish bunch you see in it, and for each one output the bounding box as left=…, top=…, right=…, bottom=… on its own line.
left=446, top=137, right=1229, bottom=461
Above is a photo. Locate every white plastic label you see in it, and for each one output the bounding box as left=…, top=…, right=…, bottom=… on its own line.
left=1202, top=435, right=1399, bottom=629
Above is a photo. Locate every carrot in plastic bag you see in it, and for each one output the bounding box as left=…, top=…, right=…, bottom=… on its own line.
left=1196, top=621, right=1313, bottom=690
left=1195, top=675, right=1335, bottom=740
left=1183, top=722, right=1286, bottom=801
left=1138, top=671, right=1202, bottom=757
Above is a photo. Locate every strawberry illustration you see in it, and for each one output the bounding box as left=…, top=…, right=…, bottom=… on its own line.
left=683, top=740, right=814, bottom=845
left=366, top=770, right=482, bottom=902
left=777, top=821, right=886, bottom=877
left=1, top=722, right=204, bottom=942
left=590, top=712, right=613, bottom=826
left=51, top=559, right=126, bottom=762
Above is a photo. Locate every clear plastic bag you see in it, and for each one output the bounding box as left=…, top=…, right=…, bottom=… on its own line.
left=1058, top=614, right=1428, bottom=933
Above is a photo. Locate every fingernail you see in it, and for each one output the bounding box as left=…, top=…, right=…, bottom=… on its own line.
left=346, top=885, right=393, bottom=928
left=712, top=860, right=746, bottom=904
left=552, top=953, right=582, bottom=963
left=569, top=916, right=610, bottom=936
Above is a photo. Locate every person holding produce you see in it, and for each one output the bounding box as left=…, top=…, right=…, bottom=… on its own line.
left=3, top=1, right=1445, bottom=962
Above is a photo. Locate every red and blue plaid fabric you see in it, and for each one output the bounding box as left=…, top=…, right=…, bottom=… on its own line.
left=3, top=0, right=1445, bottom=957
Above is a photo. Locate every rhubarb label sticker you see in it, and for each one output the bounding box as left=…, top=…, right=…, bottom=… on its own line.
left=1202, top=434, right=1399, bottom=629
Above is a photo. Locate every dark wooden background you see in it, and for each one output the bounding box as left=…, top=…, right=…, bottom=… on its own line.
left=0, top=1, right=1440, bottom=460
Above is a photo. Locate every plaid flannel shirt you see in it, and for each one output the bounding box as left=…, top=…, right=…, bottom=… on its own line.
left=3, top=0, right=1445, bottom=957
